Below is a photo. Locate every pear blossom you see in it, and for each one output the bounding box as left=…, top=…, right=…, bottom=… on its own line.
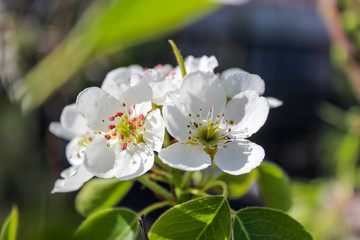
left=158, top=71, right=269, bottom=175
left=76, top=85, right=165, bottom=180
left=49, top=104, right=93, bottom=193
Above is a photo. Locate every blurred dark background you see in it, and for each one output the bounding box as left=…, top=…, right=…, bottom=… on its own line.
left=1, top=0, right=356, bottom=239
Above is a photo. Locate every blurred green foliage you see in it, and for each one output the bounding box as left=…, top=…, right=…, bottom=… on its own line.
left=13, top=0, right=219, bottom=113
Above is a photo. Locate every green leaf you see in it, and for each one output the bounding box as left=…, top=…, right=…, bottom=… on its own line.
left=214, top=170, right=258, bottom=199
left=233, top=207, right=313, bottom=240
left=0, top=206, right=19, bottom=240
left=257, top=161, right=292, bottom=211
left=149, top=196, right=231, bottom=240
left=75, top=178, right=133, bottom=217
left=14, top=0, right=219, bottom=112
left=74, top=208, right=139, bottom=240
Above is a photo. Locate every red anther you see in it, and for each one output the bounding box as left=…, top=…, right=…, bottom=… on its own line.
left=223, top=145, right=227, bottom=148
left=128, top=120, right=133, bottom=125
left=132, top=103, right=136, bottom=110
left=128, top=77, right=131, bottom=82
left=122, top=102, right=126, bottom=107
left=88, top=137, right=93, bottom=141
left=112, top=132, right=117, bottom=136
left=156, top=64, right=163, bottom=69
left=139, top=114, right=144, bottom=120
left=199, top=108, right=202, bottom=111
left=187, top=125, right=190, bottom=128
left=132, top=143, right=135, bottom=146
left=127, top=108, right=131, bottom=114
left=217, top=115, right=220, bottom=118
left=133, top=124, right=136, bottom=128
left=130, top=130, right=135, bottom=135
left=144, top=67, right=149, bottom=71
left=228, top=128, right=231, bottom=132
left=137, top=122, right=142, bottom=127
left=109, top=116, right=115, bottom=121
left=127, top=139, right=132, bottom=143
left=117, top=112, right=123, bottom=117
left=121, top=144, right=127, bottom=150
left=222, top=113, right=224, bottom=117
left=105, top=135, right=111, bottom=140
left=188, top=113, right=192, bottom=117
left=119, top=134, right=124, bottom=140
left=164, top=71, right=169, bottom=76
left=131, top=117, right=137, bottom=122
left=108, top=124, right=115, bottom=129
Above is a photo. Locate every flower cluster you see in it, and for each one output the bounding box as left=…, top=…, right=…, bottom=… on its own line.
left=50, top=53, right=280, bottom=193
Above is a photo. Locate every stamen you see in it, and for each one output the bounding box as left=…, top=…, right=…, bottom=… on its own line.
left=122, top=103, right=126, bottom=107
left=139, top=114, right=144, bottom=120
left=119, top=134, right=124, bottom=140
left=127, top=109, right=131, bottom=114
left=112, top=132, right=117, bottom=136
left=121, top=144, right=127, bottom=150
left=131, top=117, right=137, bottom=122
left=117, top=112, right=123, bottom=117
left=109, top=116, right=115, bottom=121
left=105, top=135, right=111, bottom=140
left=108, top=124, right=115, bottom=130
left=127, top=139, right=132, bottom=143
left=130, top=130, right=135, bottom=135
left=132, top=103, right=136, bottom=110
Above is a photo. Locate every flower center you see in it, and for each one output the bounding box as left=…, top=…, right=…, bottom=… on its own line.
left=103, top=103, right=145, bottom=151
left=186, top=106, right=235, bottom=152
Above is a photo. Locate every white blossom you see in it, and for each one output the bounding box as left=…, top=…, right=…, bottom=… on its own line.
left=158, top=71, right=269, bottom=175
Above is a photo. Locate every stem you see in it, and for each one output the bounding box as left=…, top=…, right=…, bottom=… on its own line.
left=137, top=175, right=174, bottom=202
left=140, top=201, right=173, bottom=215
left=168, top=40, right=186, bottom=78
left=180, top=171, right=194, bottom=189
left=201, top=164, right=217, bottom=188
left=204, top=180, right=228, bottom=197
left=151, top=165, right=172, bottom=182
left=198, top=169, right=206, bottom=187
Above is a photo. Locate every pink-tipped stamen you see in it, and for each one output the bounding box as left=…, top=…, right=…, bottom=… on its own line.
left=130, top=130, right=135, bottom=135
left=117, top=112, right=123, bottom=117
left=121, top=144, right=127, bottom=150
left=132, top=103, right=136, bottom=110
left=127, top=139, right=132, bottom=143
left=139, top=114, right=144, bottom=120
left=127, top=108, right=131, bottom=114
left=112, top=132, right=117, bottom=136
left=109, top=116, right=115, bottom=121
left=119, top=134, right=124, bottom=140
left=108, top=124, right=115, bottom=130
left=105, top=135, right=111, bottom=140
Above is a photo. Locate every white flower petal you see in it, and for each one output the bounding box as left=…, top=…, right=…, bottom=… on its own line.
left=51, top=165, right=93, bottom=193
left=76, top=87, right=123, bottom=132
left=49, top=122, right=74, bottom=140
left=60, top=104, right=88, bottom=136
left=221, top=71, right=265, bottom=98
left=143, top=109, right=165, bottom=152
left=133, top=101, right=152, bottom=117
left=140, top=69, right=169, bottom=101
left=162, top=101, right=190, bottom=143
left=114, top=143, right=153, bottom=180
left=65, top=137, right=85, bottom=166
left=214, top=140, right=264, bottom=175
left=84, top=136, right=116, bottom=178
left=267, top=97, right=283, bottom=108
left=225, top=90, right=269, bottom=136
left=221, top=68, right=245, bottom=79
left=102, top=73, right=153, bottom=105
left=158, top=143, right=211, bottom=171
left=101, top=65, right=143, bottom=93
left=184, top=55, right=218, bottom=73
left=180, top=72, right=226, bottom=117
